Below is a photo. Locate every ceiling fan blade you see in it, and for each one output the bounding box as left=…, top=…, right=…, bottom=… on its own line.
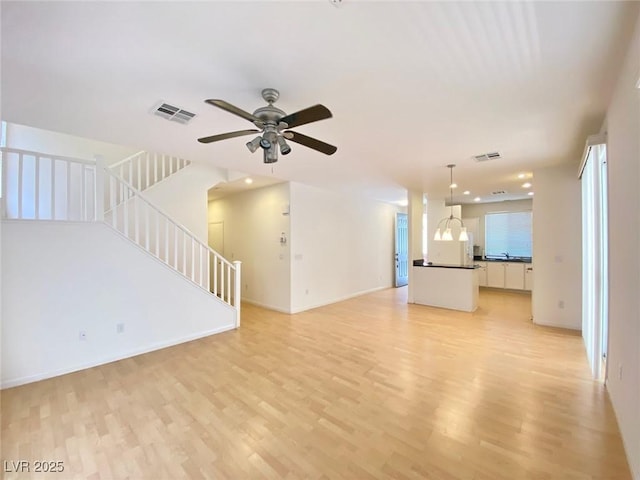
left=285, top=131, right=337, bottom=155
left=205, top=99, right=261, bottom=123
left=197, top=129, right=259, bottom=144
left=280, top=104, right=332, bottom=129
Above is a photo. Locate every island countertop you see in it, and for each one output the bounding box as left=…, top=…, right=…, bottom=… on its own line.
left=413, top=261, right=479, bottom=270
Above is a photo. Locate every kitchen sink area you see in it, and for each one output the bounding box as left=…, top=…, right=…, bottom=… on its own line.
left=481, top=256, right=532, bottom=263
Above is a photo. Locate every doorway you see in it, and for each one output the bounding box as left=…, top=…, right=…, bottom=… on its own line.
left=395, top=213, right=408, bottom=287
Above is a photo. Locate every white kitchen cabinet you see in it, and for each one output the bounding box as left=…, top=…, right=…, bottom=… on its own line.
left=476, top=262, right=487, bottom=287
left=487, top=262, right=505, bottom=288
left=486, top=261, right=527, bottom=290
left=524, top=264, right=533, bottom=291
left=504, top=263, right=525, bottom=290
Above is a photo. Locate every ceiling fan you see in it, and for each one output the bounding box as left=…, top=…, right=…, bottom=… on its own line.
left=197, top=88, right=337, bottom=163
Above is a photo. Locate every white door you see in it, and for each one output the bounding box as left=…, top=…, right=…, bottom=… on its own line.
left=395, top=213, right=408, bottom=287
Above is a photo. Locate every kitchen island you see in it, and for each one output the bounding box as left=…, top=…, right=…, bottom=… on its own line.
left=412, top=262, right=479, bottom=312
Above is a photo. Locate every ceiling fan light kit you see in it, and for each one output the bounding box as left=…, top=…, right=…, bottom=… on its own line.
left=198, top=88, right=336, bottom=164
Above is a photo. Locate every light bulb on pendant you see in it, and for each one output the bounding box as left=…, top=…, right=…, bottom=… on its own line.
left=442, top=228, right=453, bottom=241
left=459, top=227, right=469, bottom=242
left=434, top=228, right=442, bottom=241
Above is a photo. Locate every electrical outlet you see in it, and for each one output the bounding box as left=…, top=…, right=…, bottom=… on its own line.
left=116, top=323, right=125, bottom=334
left=79, top=331, right=87, bottom=341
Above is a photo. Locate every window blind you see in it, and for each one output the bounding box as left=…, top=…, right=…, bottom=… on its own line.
left=484, top=211, right=532, bottom=257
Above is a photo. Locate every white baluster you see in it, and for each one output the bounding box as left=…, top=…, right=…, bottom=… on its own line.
left=35, top=156, right=40, bottom=220
left=66, top=159, right=71, bottom=221
left=145, top=152, right=150, bottom=190
left=17, top=153, right=23, bottom=218
left=144, top=201, right=150, bottom=251
left=134, top=194, right=139, bottom=243
left=51, top=158, right=56, bottom=220
left=95, top=156, right=105, bottom=223
left=234, top=261, right=242, bottom=327
left=213, top=254, right=218, bottom=296
left=220, top=259, right=225, bottom=300
left=191, top=239, right=196, bottom=282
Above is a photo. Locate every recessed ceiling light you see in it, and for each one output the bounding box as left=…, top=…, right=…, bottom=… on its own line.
left=463, top=190, right=470, bottom=195
left=450, top=183, right=458, bottom=189
left=474, top=197, right=481, bottom=202
left=244, top=178, right=253, bottom=184
left=522, top=182, right=532, bottom=188
left=528, top=191, right=534, bottom=196
left=518, top=173, right=526, bottom=179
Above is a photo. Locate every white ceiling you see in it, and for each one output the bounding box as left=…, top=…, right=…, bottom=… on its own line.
left=2, top=1, right=638, bottom=205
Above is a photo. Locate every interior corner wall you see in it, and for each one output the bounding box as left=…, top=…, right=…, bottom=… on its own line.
left=207, top=183, right=291, bottom=313
left=142, top=162, right=228, bottom=242
left=289, top=182, right=398, bottom=313
left=5, top=123, right=139, bottom=165
left=531, top=164, right=582, bottom=330
left=604, top=11, right=640, bottom=479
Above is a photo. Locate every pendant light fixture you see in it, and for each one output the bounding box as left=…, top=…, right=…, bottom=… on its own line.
left=433, top=164, right=468, bottom=242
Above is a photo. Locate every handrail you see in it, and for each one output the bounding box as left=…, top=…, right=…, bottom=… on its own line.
left=1, top=147, right=95, bottom=165
left=108, top=150, right=190, bottom=193
left=1, top=147, right=97, bottom=221
left=102, top=168, right=238, bottom=306
left=103, top=169, right=233, bottom=269
left=1, top=146, right=240, bottom=319
left=108, top=150, right=146, bottom=169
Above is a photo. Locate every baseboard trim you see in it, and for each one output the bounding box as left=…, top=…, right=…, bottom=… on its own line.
left=242, top=286, right=391, bottom=315
left=1, top=324, right=236, bottom=389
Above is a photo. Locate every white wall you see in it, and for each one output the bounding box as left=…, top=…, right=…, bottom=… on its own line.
left=5, top=123, right=138, bottom=165
left=1, top=221, right=236, bottom=388
left=143, top=162, right=228, bottom=242
left=531, top=164, right=582, bottom=330
left=461, top=199, right=533, bottom=254
left=604, top=12, right=640, bottom=479
left=208, top=183, right=291, bottom=312
left=289, top=182, right=398, bottom=313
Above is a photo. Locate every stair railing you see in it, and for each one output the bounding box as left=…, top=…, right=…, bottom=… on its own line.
left=101, top=166, right=241, bottom=323
left=1, top=147, right=96, bottom=221
left=109, top=151, right=190, bottom=192
left=1, top=147, right=240, bottom=326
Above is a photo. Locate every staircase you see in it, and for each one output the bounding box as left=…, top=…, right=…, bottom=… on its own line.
left=1, top=147, right=241, bottom=324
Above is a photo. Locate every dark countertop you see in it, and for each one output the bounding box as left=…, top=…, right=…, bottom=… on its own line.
left=413, top=260, right=479, bottom=270
left=473, top=256, right=532, bottom=263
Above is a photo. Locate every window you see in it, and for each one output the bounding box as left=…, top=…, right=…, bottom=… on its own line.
left=484, top=211, right=532, bottom=258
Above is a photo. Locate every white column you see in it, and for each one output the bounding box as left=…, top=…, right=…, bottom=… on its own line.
left=407, top=189, right=424, bottom=304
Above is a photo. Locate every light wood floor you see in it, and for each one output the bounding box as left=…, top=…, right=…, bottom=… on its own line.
left=1, top=288, right=631, bottom=479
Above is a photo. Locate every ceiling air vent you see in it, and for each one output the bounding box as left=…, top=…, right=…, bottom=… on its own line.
left=152, top=102, right=196, bottom=124
left=492, top=190, right=507, bottom=195
left=473, top=151, right=501, bottom=162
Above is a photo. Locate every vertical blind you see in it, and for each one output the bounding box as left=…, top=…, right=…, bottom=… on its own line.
left=484, top=211, right=532, bottom=257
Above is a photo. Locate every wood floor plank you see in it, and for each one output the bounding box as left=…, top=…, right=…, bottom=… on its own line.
left=1, top=288, right=632, bottom=479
